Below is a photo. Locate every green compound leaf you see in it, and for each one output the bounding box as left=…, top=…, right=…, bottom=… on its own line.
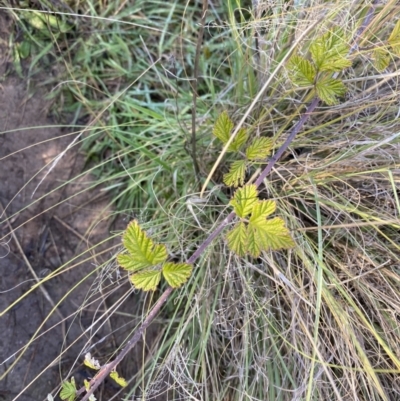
left=110, top=371, right=128, bottom=388
left=60, top=377, right=76, bottom=401
left=117, top=220, right=167, bottom=272
left=223, top=160, right=247, bottom=187
left=227, top=222, right=248, bottom=257
left=246, top=137, right=273, bottom=161
left=310, top=29, right=351, bottom=72
left=130, top=270, right=162, bottom=291
left=162, top=262, right=192, bottom=288
left=213, top=111, right=233, bottom=145
left=315, top=76, right=346, bottom=105
left=248, top=216, right=295, bottom=256
left=287, top=55, right=316, bottom=86
left=230, top=184, right=258, bottom=218
left=373, top=47, right=390, bottom=71
left=388, top=20, right=400, bottom=56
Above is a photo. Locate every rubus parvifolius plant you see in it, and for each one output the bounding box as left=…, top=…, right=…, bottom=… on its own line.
left=57, top=19, right=381, bottom=401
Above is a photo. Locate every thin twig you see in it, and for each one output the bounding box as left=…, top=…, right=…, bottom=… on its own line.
left=189, top=0, right=208, bottom=178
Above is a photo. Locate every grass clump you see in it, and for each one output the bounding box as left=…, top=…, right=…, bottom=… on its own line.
left=2, top=0, right=400, bottom=400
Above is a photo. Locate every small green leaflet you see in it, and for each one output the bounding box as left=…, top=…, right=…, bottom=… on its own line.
left=246, top=137, right=273, bottom=161
left=248, top=217, right=294, bottom=257
left=117, top=220, right=167, bottom=272
left=287, top=55, right=316, bottom=86
left=131, top=270, right=161, bottom=291
left=388, top=20, right=400, bottom=56
left=310, top=29, right=351, bottom=72
left=213, top=111, right=233, bottom=144
left=315, top=76, right=346, bottom=105
left=110, top=371, right=128, bottom=388
left=249, top=200, right=276, bottom=222
left=60, top=378, right=76, bottom=401
left=162, top=262, right=192, bottom=288
left=230, top=184, right=258, bottom=218
left=227, top=185, right=294, bottom=257
left=227, top=222, right=248, bottom=257
left=229, top=128, right=248, bottom=152
left=83, top=380, right=97, bottom=401
left=84, top=353, right=101, bottom=370
left=373, top=48, right=390, bottom=71
left=224, top=160, right=247, bottom=187
left=213, top=111, right=248, bottom=152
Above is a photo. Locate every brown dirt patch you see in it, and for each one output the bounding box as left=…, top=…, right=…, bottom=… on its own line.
left=0, top=10, right=157, bottom=401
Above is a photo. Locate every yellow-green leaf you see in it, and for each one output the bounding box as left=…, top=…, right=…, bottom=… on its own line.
left=250, top=200, right=276, bottom=222
left=249, top=216, right=295, bottom=252
left=246, top=224, right=263, bottom=258
left=131, top=270, right=162, bottom=291
left=230, top=184, right=258, bottom=218
left=228, top=128, right=248, bottom=152
left=373, top=48, right=390, bottom=71
left=388, top=20, right=400, bottom=56
left=227, top=222, right=248, bottom=256
left=110, top=371, right=128, bottom=388
left=60, top=378, right=76, bottom=401
left=118, top=220, right=167, bottom=272
left=223, top=160, right=247, bottom=187
left=315, top=76, right=346, bottom=105
left=213, top=111, right=233, bottom=144
left=287, top=55, right=316, bottom=86
left=162, top=262, right=192, bottom=288
left=83, top=380, right=90, bottom=391
left=246, top=137, right=273, bottom=161
left=310, top=29, right=351, bottom=72
left=84, top=353, right=101, bottom=370
left=83, top=381, right=97, bottom=401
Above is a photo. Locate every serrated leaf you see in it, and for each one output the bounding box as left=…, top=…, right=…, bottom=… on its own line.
left=162, top=262, right=192, bottom=288
left=373, top=47, right=390, bottom=71
left=287, top=55, right=316, bottom=86
left=228, top=127, right=248, bottom=152
left=60, top=378, right=76, bottom=401
left=130, top=270, right=161, bottom=291
left=223, top=160, right=247, bottom=187
left=246, top=137, right=273, bottom=161
left=213, top=111, right=234, bottom=144
left=249, top=216, right=295, bottom=254
left=246, top=224, right=263, bottom=258
left=118, top=221, right=167, bottom=272
left=227, top=222, right=248, bottom=256
left=230, top=184, right=258, bottom=218
left=250, top=200, right=276, bottom=222
left=110, top=371, right=128, bottom=388
left=310, top=29, right=351, bottom=72
left=388, top=20, right=400, bottom=56
left=315, top=76, right=346, bottom=105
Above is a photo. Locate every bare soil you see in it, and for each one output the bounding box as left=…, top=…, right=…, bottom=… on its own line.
left=0, top=11, right=157, bottom=401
